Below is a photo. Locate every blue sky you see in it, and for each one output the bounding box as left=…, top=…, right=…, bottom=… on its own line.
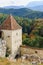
left=0, top=0, right=42, bottom=7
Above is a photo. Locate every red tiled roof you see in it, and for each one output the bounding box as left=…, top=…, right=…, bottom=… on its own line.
left=1, top=15, right=22, bottom=30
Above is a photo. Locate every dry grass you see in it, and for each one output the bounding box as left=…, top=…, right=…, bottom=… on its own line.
left=0, top=57, right=11, bottom=65
left=0, top=57, right=31, bottom=65
left=0, top=57, right=43, bottom=65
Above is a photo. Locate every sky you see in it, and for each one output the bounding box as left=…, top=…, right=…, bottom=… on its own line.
left=0, top=0, right=42, bottom=7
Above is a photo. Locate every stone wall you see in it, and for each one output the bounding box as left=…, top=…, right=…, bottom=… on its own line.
left=2, top=29, right=22, bottom=58
left=12, top=29, right=22, bottom=57
left=20, top=45, right=43, bottom=58
left=0, top=39, right=6, bottom=57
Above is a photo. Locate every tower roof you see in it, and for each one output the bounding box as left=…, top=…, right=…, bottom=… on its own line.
left=1, top=15, right=22, bottom=30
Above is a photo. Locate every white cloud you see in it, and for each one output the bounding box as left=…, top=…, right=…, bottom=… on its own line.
left=0, top=0, right=42, bottom=7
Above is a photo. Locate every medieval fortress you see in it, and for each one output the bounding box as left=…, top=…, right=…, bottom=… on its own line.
left=0, top=15, right=22, bottom=58
left=0, top=15, right=43, bottom=64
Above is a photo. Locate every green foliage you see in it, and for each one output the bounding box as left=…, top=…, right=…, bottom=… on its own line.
left=22, top=18, right=43, bottom=48
left=14, top=16, right=33, bottom=34
left=0, top=14, right=7, bottom=24
left=23, top=38, right=30, bottom=45
left=23, top=35, right=43, bottom=48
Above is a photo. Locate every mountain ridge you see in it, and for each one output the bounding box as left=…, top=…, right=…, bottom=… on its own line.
left=26, top=1, right=43, bottom=11
left=0, top=8, right=43, bottom=19
left=1, top=5, right=25, bottom=9
left=29, top=5, right=43, bottom=11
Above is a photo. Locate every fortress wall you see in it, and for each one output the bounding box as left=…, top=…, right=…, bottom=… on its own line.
left=20, top=45, right=43, bottom=58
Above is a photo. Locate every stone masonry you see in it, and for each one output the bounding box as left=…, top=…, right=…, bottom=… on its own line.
left=0, top=39, right=6, bottom=57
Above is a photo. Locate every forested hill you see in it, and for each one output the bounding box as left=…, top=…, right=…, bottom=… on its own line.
left=0, top=14, right=43, bottom=48
left=0, top=8, right=43, bottom=19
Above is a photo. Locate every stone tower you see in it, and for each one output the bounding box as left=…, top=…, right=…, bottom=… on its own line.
left=0, top=15, right=22, bottom=57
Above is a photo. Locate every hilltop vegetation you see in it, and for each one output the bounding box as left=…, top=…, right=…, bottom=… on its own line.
left=0, top=14, right=7, bottom=24
left=0, top=14, right=43, bottom=48
left=23, top=19, right=43, bottom=48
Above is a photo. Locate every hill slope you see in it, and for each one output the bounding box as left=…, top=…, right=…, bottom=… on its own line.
left=28, top=5, right=43, bottom=11
left=26, top=1, right=43, bottom=11
left=3, top=5, right=24, bottom=9
left=0, top=8, right=43, bottom=19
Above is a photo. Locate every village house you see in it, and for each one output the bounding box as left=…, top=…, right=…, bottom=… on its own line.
left=0, top=15, right=22, bottom=58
